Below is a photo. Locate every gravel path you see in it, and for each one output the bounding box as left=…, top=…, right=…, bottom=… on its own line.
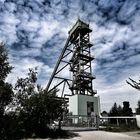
left=28, top=131, right=140, bottom=140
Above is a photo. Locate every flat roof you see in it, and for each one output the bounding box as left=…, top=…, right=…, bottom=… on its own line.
left=68, top=19, right=92, bottom=37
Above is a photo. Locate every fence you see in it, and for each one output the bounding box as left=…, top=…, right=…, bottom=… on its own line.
left=62, top=115, right=100, bottom=129
left=100, top=116, right=136, bottom=127
left=51, top=115, right=139, bottom=130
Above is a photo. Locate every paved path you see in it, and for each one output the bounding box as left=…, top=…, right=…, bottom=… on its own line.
left=28, top=131, right=140, bottom=140
left=51, top=131, right=140, bottom=140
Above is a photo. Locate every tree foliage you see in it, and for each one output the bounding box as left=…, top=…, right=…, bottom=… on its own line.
left=0, top=44, right=65, bottom=139
left=0, top=44, right=13, bottom=115
left=13, top=68, right=64, bottom=138
left=109, top=102, right=133, bottom=117
left=14, top=68, right=38, bottom=109
left=122, top=101, right=133, bottom=116
left=0, top=81, right=13, bottom=115
left=117, top=105, right=123, bottom=116
left=0, top=44, right=14, bottom=139
left=108, top=102, right=133, bottom=124
left=136, top=100, right=140, bottom=114
left=109, top=102, right=118, bottom=116
left=0, top=43, right=13, bottom=81
left=0, top=45, right=65, bottom=139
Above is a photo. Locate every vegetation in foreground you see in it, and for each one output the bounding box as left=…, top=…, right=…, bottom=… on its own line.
left=1, top=43, right=140, bottom=139
left=0, top=44, right=69, bottom=139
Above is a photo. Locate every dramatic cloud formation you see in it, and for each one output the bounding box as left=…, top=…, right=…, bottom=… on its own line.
left=1, top=0, right=140, bottom=112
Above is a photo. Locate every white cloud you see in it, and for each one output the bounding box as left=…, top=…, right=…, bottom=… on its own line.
left=0, top=12, right=20, bottom=45
left=6, top=57, right=43, bottom=85
left=2, top=0, right=140, bottom=112
left=95, top=77, right=140, bottom=112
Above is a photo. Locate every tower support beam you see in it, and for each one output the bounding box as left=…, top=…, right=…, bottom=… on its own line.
left=46, top=19, right=96, bottom=97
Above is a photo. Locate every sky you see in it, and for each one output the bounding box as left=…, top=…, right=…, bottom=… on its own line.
left=0, top=0, right=140, bottom=112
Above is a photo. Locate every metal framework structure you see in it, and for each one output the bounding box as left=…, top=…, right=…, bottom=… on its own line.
left=46, top=19, right=96, bottom=97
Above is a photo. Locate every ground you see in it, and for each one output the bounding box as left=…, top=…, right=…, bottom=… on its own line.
left=28, top=130, right=140, bottom=140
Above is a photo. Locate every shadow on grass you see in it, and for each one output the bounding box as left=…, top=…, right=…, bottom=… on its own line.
left=0, top=128, right=79, bottom=140
left=47, top=129, right=79, bottom=139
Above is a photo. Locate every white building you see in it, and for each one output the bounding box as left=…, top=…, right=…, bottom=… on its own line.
left=69, top=94, right=100, bottom=116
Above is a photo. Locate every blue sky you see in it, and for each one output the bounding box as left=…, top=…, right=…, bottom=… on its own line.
left=1, top=0, right=140, bottom=112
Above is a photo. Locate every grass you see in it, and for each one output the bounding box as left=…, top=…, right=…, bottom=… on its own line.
left=102, top=124, right=140, bottom=132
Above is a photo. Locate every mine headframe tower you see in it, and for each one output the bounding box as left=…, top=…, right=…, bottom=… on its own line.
left=46, top=19, right=96, bottom=97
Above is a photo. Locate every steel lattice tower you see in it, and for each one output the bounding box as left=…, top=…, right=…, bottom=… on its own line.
left=46, top=19, right=96, bottom=97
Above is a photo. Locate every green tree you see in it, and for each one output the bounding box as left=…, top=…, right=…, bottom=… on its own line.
left=109, top=103, right=118, bottom=124
left=0, top=43, right=13, bottom=139
left=0, top=43, right=13, bottom=115
left=117, top=105, right=123, bottom=116
left=136, top=100, right=140, bottom=114
left=0, top=82, right=13, bottom=115
left=109, top=103, right=123, bottom=124
left=14, top=68, right=38, bottom=109
left=14, top=68, right=64, bottom=138
left=109, top=102, right=118, bottom=116
left=0, top=43, right=13, bottom=81
left=122, top=101, right=133, bottom=116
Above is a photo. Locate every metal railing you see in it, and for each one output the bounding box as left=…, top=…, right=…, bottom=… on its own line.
left=62, top=115, right=100, bottom=129
left=100, top=116, right=136, bottom=126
